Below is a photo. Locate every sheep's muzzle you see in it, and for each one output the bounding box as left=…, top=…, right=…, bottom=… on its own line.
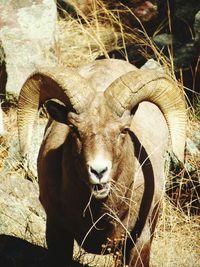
left=92, top=182, right=111, bottom=199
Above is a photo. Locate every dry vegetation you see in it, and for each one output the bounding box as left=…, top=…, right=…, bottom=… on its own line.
left=1, top=1, right=200, bottom=266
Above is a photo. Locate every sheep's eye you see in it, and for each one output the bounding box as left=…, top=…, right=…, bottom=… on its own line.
left=120, top=127, right=129, bottom=135
left=69, top=125, right=80, bottom=137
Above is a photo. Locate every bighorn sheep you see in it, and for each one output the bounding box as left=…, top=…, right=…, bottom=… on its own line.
left=17, top=59, right=186, bottom=266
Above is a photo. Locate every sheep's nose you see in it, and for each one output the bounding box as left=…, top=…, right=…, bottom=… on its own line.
left=90, top=166, right=108, bottom=180
left=88, top=156, right=112, bottom=184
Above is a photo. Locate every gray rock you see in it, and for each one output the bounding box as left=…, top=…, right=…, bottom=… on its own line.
left=194, top=10, right=200, bottom=44
left=184, top=162, right=196, bottom=173
left=4, top=121, right=46, bottom=180
left=186, top=137, right=200, bottom=156
left=0, top=0, right=57, bottom=99
left=193, top=130, right=200, bottom=148
left=0, top=173, right=46, bottom=246
left=153, top=33, right=173, bottom=47
left=141, top=58, right=165, bottom=73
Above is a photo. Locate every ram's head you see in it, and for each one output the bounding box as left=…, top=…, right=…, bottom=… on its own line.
left=17, top=63, right=186, bottom=199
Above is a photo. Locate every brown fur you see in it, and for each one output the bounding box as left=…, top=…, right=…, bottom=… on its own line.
left=38, top=82, right=168, bottom=267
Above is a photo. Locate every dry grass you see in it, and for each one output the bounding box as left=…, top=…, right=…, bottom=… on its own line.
left=1, top=1, right=200, bottom=266
left=151, top=197, right=200, bottom=267
left=56, top=19, right=118, bottom=67
left=55, top=0, right=180, bottom=86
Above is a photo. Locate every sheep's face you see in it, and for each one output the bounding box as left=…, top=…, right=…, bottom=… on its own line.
left=67, top=106, right=132, bottom=199
left=45, top=100, right=132, bottom=199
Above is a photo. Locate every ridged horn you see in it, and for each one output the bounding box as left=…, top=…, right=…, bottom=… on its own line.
left=104, top=69, right=187, bottom=162
left=18, top=66, right=94, bottom=157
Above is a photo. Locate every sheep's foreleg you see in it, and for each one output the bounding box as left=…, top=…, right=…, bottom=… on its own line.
left=127, top=241, right=150, bottom=267
left=124, top=223, right=151, bottom=267
left=46, top=217, right=74, bottom=267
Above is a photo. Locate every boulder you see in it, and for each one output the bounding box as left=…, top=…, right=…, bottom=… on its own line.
left=0, top=0, right=57, bottom=100
left=3, top=119, right=46, bottom=180
left=0, top=174, right=46, bottom=246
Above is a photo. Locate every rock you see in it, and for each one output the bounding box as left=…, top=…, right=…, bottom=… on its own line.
left=153, top=33, right=173, bottom=47
left=0, top=173, right=47, bottom=266
left=186, top=137, right=200, bottom=156
left=0, top=174, right=46, bottom=246
left=151, top=1, right=200, bottom=101
left=140, top=58, right=164, bottom=72
left=3, top=120, right=46, bottom=180
left=173, top=42, right=199, bottom=69
left=194, top=10, right=200, bottom=45
left=170, top=0, right=200, bottom=44
left=0, top=0, right=57, bottom=100
left=184, top=162, right=196, bottom=173
left=193, top=130, right=200, bottom=148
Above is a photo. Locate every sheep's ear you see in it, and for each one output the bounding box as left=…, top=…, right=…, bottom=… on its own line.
left=45, top=100, right=69, bottom=124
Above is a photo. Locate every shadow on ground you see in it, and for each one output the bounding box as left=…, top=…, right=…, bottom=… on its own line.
left=0, top=235, right=84, bottom=267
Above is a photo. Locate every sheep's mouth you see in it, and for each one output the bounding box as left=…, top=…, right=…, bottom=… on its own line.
left=92, top=182, right=111, bottom=199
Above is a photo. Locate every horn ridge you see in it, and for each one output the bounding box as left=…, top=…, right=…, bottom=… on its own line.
left=104, top=69, right=187, bottom=162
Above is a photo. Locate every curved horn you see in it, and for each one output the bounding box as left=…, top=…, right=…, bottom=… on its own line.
left=104, top=70, right=187, bottom=162
left=18, top=65, right=94, bottom=157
